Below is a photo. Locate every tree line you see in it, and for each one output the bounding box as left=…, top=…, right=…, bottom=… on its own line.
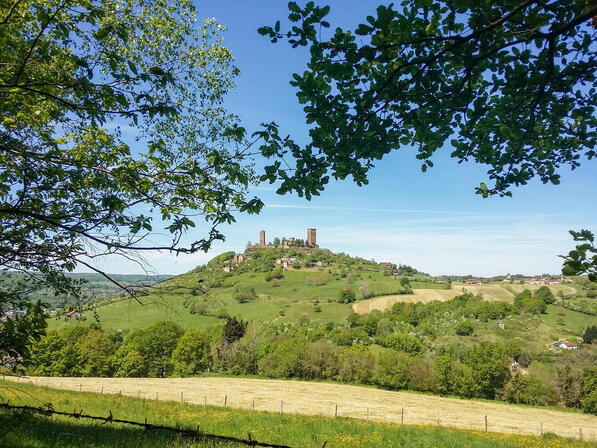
left=22, top=292, right=597, bottom=414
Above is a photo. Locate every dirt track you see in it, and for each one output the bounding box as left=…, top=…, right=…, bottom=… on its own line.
left=10, top=376, right=597, bottom=441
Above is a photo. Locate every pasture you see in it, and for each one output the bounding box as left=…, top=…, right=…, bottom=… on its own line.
left=10, top=376, right=597, bottom=441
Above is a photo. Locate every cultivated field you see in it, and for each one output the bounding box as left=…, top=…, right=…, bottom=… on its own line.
left=352, top=290, right=461, bottom=313
left=352, top=283, right=577, bottom=314
left=12, top=376, right=597, bottom=441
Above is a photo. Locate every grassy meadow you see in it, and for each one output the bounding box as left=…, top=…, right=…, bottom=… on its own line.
left=1, top=379, right=595, bottom=448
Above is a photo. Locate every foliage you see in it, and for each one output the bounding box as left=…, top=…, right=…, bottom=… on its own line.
left=500, top=373, right=558, bottom=406
left=466, top=342, right=510, bottom=399
left=373, top=350, right=414, bottom=390
left=220, top=317, right=247, bottom=344
left=582, top=325, right=597, bottom=344
left=378, top=333, right=423, bottom=355
left=580, top=366, right=597, bottom=415
left=264, top=267, right=284, bottom=282
left=0, top=0, right=264, bottom=360
left=454, top=320, right=474, bottom=336
left=534, top=286, right=555, bottom=304
left=0, top=300, right=47, bottom=362
left=337, top=287, right=356, bottom=303
left=257, top=1, right=596, bottom=199
left=171, top=329, right=213, bottom=375
left=233, top=286, right=257, bottom=303
left=114, top=322, right=183, bottom=377
left=561, top=230, right=597, bottom=282
left=28, top=326, right=116, bottom=377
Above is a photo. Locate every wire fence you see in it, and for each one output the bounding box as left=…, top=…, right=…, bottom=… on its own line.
left=0, top=402, right=299, bottom=448
left=3, top=375, right=597, bottom=442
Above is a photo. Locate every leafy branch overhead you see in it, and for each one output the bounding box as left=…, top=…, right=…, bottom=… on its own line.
left=561, top=229, right=597, bottom=282
left=257, top=0, right=596, bottom=199
left=1, top=0, right=265, bottom=313
left=0, top=0, right=271, bottom=360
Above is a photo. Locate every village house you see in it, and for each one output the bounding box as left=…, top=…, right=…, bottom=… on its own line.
left=276, top=257, right=297, bottom=268
left=550, top=339, right=579, bottom=350
left=378, top=262, right=396, bottom=268
left=466, top=278, right=483, bottom=285
left=66, top=310, right=83, bottom=320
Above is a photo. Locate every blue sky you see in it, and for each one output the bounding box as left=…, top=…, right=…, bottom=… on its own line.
left=85, top=1, right=597, bottom=277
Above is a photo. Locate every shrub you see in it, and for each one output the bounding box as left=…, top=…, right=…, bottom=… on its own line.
left=337, top=345, right=374, bottom=383
left=234, top=286, right=257, bottom=303
left=500, top=373, right=558, bottom=406
left=373, top=350, right=413, bottom=390
left=455, top=320, right=474, bottom=336
left=337, top=287, right=356, bottom=303
left=379, top=333, right=423, bottom=355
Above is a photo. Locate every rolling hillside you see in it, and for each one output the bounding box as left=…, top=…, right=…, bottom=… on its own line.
left=49, top=248, right=436, bottom=331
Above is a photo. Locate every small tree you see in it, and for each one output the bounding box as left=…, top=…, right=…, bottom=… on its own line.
left=455, top=320, right=474, bottom=336
left=337, top=287, right=356, bottom=304
left=534, top=286, right=555, bottom=304
left=583, top=326, right=597, bottom=344
left=221, top=318, right=247, bottom=344
left=172, top=329, right=212, bottom=375
left=400, top=277, right=411, bottom=292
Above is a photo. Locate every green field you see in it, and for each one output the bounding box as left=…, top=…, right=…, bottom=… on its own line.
left=1, top=380, right=594, bottom=448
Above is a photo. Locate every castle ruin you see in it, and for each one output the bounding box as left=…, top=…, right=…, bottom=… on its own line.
left=245, top=228, right=319, bottom=251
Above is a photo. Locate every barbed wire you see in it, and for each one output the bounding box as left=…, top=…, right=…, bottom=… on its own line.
left=0, top=402, right=308, bottom=448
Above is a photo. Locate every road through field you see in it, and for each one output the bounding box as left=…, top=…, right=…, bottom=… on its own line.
left=12, top=376, right=597, bottom=441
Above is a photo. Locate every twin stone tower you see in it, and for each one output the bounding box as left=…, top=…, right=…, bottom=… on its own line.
left=248, top=228, right=318, bottom=250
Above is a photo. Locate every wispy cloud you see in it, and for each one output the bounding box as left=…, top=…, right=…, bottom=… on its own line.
left=266, top=203, right=558, bottom=218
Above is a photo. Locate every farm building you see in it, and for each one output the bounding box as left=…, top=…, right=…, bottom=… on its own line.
left=550, top=340, right=579, bottom=350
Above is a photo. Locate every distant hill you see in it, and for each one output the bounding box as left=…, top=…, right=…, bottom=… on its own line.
left=1, top=272, right=173, bottom=308
left=49, top=248, right=437, bottom=331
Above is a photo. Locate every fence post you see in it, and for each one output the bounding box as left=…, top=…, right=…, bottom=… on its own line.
left=484, top=415, right=488, bottom=432
left=138, top=390, right=141, bottom=398
left=156, top=391, right=159, bottom=400
left=540, top=423, right=543, bottom=437
left=579, top=428, right=583, bottom=440
left=224, top=395, right=227, bottom=408
left=280, top=400, right=283, bottom=415
left=436, top=411, right=440, bottom=426
left=334, top=404, right=338, bottom=417
left=79, top=383, right=82, bottom=392
left=204, top=395, right=207, bottom=407
left=101, top=386, right=104, bottom=394
left=366, top=408, right=369, bottom=422
left=180, top=391, right=183, bottom=403
left=252, top=399, right=255, bottom=411
left=401, top=408, right=404, bottom=425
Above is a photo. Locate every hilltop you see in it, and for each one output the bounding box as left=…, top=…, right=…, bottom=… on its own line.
left=50, top=246, right=435, bottom=331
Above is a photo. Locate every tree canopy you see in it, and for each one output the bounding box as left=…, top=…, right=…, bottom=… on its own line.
left=0, top=0, right=267, bottom=359
left=257, top=1, right=596, bottom=199
left=1, top=0, right=264, bottom=303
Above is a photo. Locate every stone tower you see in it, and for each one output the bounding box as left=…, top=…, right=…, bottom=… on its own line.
left=307, top=228, right=316, bottom=247
left=259, top=230, right=265, bottom=245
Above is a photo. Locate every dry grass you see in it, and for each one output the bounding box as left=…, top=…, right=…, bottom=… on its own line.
left=352, top=290, right=460, bottom=313
left=10, top=376, right=597, bottom=441
left=352, top=284, right=577, bottom=314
